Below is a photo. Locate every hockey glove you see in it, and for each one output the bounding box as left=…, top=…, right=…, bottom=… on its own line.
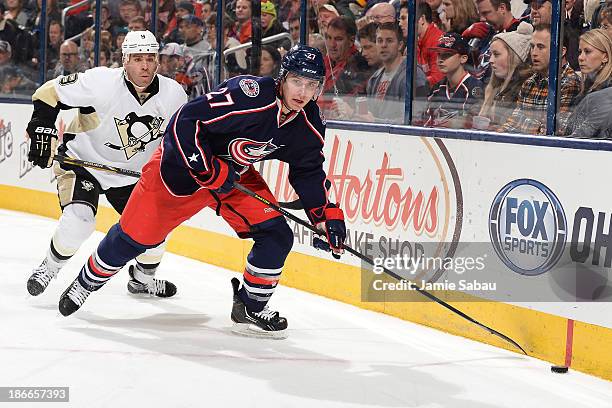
left=191, top=156, right=239, bottom=195
left=27, top=119, right=58, bottom=168
left=310, top=203, right=346, bottom=259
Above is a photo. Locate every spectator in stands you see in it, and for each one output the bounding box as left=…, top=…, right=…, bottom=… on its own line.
left=0, top=39, right=11, bottom=66
left=417, top=3, right=444, bottom=87
left=363, top=22, right=409, bottom=122
left=479, top=22, right=533, bottom=128
left=442, top=0, right=479, bottom=34
left=159, top=42, right=184, bottom=78
left=563, top=31, right=612, bottom=138
left=177, top=14, right=212, bottom=100
left=476, top=0, right=519, bottom=32
left=201, top=0, right=212, bottom=22
left=565, top=0, right=586, bottom=70
left=88, top=46, right=111, bottom=68
left=259, top=44, right=281, bottom=77
left=308, top=32, right=326, bottom=55
left=562, top=28, right=612, bottom=137
left=205, top=13, right=246, bottom=76
left=29, top=0, right=61, bottom=31
left=279, top=0, right=300, bottom=24
left=359, top=23, right=382, bottom=71
left=500, top=24, right=581, bottom=135
left=473, top=0, right=520, bottom=81
left=3, top=0, right=29, bottom=27
left=398, top=3, right=408, bottom=39
left=179, top=14, right=211, bottom=55
left=1, top=2, right=35, bottom=65
left=288, top=16, right=300, bottom=46
left=316, top=4, right=339, bottom=36
left=423, top=33, right=484, bottom=128
left=425, top=0, right=444, bottom=28
left=261, top=1, right=291, bottom=52
left=366, top=2, right=396, bottom=24
left=118, top=0, right=143, bottom=26
left=599, top=5, right=612, bottom=37
left=48, top=40, right=82, bottom=79
left=113, top=27, right=128, bottom=64
left=43, top=19, right=63, bottom=71
left=235, top=0, right=252, bottom=43
left=322, top=17, right=371, bottom=98
left=128, top=15, right=147, bottom=31
left=164, top=1, right=194, bottom=44
left=530, top=0, right=552, bottom=25
left=0, top=64, right=36, bottom=94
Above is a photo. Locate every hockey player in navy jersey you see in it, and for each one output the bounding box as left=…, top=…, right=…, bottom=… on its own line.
left=56, top=44, right=347, bottom=338
left=25, top=31, right=187, bottom=299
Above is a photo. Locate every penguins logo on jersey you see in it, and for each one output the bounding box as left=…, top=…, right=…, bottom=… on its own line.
left=226, top=138, right=283, bottom=166
left=107, top=113, right=164, bottom=160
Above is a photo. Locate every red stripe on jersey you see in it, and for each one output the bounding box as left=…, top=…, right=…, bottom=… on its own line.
left=243, top=269, right=280, bottom=286
left=202, top=101, right=277, bottom=125
left=301, top=111, right=324, bottom=144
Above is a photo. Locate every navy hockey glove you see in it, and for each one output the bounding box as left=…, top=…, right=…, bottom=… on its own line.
left=191, top=156, right=239, bottom=195
left=27, top=119, right=58, bottom=168
left=310, top=203, right=346, bottom=259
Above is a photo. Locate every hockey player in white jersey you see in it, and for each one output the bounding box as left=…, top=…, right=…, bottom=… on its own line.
left=26, top=30, right=188, bottom=298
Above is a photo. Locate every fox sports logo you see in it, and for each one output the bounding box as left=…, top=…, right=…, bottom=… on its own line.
left=489, top=179, right=567, bottom=276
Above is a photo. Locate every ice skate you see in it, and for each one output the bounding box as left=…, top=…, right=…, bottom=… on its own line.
left=27, top=259, right=59, bottom=296
left=58, top=279, right=92, bottom=316
left=127, top=265, right=177, bottom=298
left=230, top=277, right=288, bottom=339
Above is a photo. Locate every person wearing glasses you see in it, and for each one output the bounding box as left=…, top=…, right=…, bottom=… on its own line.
left=48, top=40, right=82, bottom=79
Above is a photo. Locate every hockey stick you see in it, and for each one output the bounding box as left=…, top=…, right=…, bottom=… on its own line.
left=50, top=155, right=527, bottom=354
left=53, top=155, right=142, bottom=178
left=233, top=182, right=528, bottom=355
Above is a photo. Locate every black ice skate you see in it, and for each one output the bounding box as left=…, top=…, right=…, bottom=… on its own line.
left=230, top=277, right=288, bottom=339
left=27, top=259, right=59, bottom=296
left=127, top=265, right=177, bottom=298
left=58, top=279, right=92, bottom=316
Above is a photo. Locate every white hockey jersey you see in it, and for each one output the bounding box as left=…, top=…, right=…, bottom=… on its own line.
left=51, top=67, right=187, bottom=189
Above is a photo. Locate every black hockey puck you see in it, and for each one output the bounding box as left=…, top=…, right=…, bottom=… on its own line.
left=551, top=365, right=569, bottom=373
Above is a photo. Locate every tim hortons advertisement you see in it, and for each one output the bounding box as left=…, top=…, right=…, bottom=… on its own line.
left=257, top=129, right=463, bottom=280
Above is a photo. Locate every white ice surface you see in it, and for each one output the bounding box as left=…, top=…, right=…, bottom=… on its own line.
left=1, top=209, right=610, bottom=408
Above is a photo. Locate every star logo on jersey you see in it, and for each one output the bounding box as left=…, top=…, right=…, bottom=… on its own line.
left=81, top=180, right=95, bottom=191
left=107, top=113, right=165, bottom=160
left=225, top=138, right=283, bottom=166
left=188, top=153, right=199, bottom=162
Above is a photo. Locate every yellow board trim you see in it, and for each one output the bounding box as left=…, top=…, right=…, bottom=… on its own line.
left=1, top=184, right=610, bottom=381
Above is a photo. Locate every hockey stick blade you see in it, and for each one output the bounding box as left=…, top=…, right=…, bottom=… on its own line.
left=233, top=182, right=527, bottom=355
left=53, top=155, right=142, bottom=178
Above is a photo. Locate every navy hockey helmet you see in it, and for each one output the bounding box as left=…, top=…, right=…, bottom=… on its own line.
left=278, top=44, right=325, bottom=83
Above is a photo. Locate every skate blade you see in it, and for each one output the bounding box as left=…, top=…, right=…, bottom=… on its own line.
left=231, top=323, right=288, bottom=339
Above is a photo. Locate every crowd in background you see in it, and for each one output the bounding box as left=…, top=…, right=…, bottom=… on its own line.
left=1, top=0, right=611, bottom=137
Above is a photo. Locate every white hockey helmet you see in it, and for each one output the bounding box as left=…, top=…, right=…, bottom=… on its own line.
left=122, top=30, right=159, bottom=55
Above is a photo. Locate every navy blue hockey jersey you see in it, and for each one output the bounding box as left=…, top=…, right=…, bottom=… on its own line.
left=161, top=75, right=329, bottom=214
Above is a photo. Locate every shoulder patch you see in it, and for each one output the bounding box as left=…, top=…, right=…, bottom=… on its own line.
left=239, top=78, right=260, bottom=97
left=59, top=73, right=79, bottom=86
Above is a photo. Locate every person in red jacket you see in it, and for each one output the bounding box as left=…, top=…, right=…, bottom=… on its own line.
left=417, top=2, right=445, bottom=87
